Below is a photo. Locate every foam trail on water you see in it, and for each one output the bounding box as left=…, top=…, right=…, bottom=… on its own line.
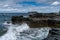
left=0, top=22, right=51, bottom=40
left=0, top=22, right=29, bottom=40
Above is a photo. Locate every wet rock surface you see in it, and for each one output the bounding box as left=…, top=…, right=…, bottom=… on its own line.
left=44, top=28, right=60, bottom=40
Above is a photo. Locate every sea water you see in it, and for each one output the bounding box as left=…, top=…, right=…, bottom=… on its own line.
left=0, top=13, right=51, bottom=40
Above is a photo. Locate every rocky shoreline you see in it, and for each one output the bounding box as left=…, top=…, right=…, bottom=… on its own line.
left=11, top=12, right=60, bottom=28
left=44, top=28, right=60, bottom=40
left=10, top=12, right=60, bottom=39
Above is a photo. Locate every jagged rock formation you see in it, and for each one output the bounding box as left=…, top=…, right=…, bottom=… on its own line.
left=44, top=28, right=60, bottom=40
left=11, top=12, right=60, bottom=28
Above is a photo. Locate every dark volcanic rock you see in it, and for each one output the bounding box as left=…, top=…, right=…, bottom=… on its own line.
left=11, top=12, right=60, bottom=28
left=11, top=16, right=24, bottom=24
left=44, top=28, right=60, bottom=40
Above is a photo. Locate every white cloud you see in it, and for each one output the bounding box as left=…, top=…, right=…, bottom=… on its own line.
left=51, top=1, right=60, bottom=5
left=0, top=5, right=59, bottom=13
left=30, top=6, right=59, bottom=13
left=0, top=0, right=59, bottom=13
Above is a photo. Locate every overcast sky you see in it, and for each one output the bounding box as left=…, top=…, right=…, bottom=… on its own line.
left=0, top=0, right=60, bottom=13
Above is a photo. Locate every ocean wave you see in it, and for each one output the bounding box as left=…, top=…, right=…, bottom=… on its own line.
left=0, top=22, right=51, bottom=40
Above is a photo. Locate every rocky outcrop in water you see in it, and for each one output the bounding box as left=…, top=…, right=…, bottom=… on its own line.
left=11, top=12, right=60, bottom=28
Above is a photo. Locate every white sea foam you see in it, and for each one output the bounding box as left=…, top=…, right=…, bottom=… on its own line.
left=0, top=22, right=51, bottom=40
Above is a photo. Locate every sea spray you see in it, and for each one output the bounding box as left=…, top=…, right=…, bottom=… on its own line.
left=19, top=27, right=51, bottom=40
left=0, top=22, right=51, bottom=40
left=0, top=23, right=29, bottom=40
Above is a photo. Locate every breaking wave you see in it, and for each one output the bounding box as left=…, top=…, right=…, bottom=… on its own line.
left=0, top=22, right=51, bottom=40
